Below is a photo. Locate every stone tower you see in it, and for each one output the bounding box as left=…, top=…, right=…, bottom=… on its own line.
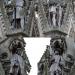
left=0, top=0, right=31, bottom=75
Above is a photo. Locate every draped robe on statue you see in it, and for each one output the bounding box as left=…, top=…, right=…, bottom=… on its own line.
left=10, top=54, right=25, bottom=75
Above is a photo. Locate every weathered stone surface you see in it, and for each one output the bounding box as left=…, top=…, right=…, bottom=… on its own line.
left=0, top=0, right=31, bottom=75
left=37, top=0, right=75, bottom=75
left=0, top=62, right=5, bottom=75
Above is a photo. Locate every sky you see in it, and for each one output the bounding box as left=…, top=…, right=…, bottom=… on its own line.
left=24, top=38, right=51, bottom=75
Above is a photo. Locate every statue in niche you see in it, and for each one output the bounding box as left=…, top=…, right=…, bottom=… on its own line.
left=49, top=3, right=57, bottom=26
left=50, top=38, right=75, bottom=75
left=9, top=39, right=31, bottom=75
left=50, top=40, right=65, bottom=75
left=9, top=43, right=25, bottom=75
left=8, top=0, right=25, bottom=30
left=57, top=5, right=64, bottom=27
left=49, top=3, right=64, bottom=27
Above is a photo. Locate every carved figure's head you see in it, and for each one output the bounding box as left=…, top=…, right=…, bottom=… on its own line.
left=50, top=37, right=67, bottom=55
left=9, top=38, right=26, bottom=55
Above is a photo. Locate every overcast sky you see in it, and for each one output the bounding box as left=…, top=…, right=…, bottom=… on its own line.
left=24, top=38, right=51, bottom=75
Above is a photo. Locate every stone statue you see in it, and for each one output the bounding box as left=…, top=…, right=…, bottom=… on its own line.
left=49, top=37, right=75, bottom=75
left=9, top=45, right=25, bottom=75
left=50, top=50, right=64, bottom=75
left=13, top=0, right=25, bottom=29
left=49, top=39, right=66, bottom=75
left=49, top=3, right=57, bottom=26
left=9, top=39, right=31, bottom=75
left=49, top=3, right=64, bottom=27
left=57, top=5, right=64, bottom=27
left=6, top=0, right=25, bottom=30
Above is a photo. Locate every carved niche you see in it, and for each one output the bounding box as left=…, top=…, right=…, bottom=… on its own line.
left=42, top=0, right=67, bottom=27
left=8, top=38, right=31, bottom=75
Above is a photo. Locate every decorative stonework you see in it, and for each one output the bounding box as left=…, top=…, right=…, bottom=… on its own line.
left=0, top=0, right=31, bottom=75
left=8, top=38, right=31, bottom=75
left=32, top=0, right=75, bottom=37
left=3, top=0, right=34, bottom=36
left=38, top=37, right=75, bottom=75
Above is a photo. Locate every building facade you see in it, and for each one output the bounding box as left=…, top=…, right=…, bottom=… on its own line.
left=0, top=0, right=75, bottom=75
left=37, top=0, right=75, bottom=75
left=0, top=0, right=31, bottom=75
